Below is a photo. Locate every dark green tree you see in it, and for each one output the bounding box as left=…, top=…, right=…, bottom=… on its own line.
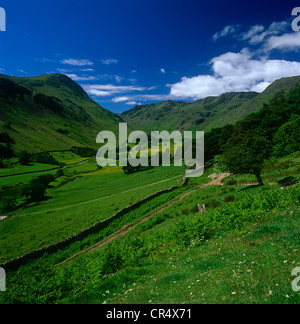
left=0, top=196, right=17, bottom=213
left=222, top=127, right=272, bottom=185
left=18, top=151, right=31, bottom=166
left=273, top=115, right=300, bottom=157
left=21, top=183, right=47, bottom=202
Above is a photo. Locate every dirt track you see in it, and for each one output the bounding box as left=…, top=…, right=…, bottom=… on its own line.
left=57, top=172, right=230, bottom=266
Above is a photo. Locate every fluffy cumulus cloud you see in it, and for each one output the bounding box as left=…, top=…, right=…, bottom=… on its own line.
left=169, top=51, right=300, bottom=99
left=169, top=20, right=300, bottom=100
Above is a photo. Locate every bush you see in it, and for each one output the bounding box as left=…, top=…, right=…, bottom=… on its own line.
left=71, top=147, right=96, bottom=157
left=55, top=169, right=65, bottom=177
left=0, top=196, right=17, bottom=213
left=226, top=179, right=238, bottom=186
left=56, top=129, right=69, bottom=135
left=18, top=151, right=31, bottom=166
left=206, top=200, right=221, bottom=208
left=30, top=174, right=55, bottom=188
left=32, top=152, right=60, bottom=166
left=21, top=183, right=47, bottom=202
left=224, top=195, right=235, bottom=203
left=273, top=115, right=300, bottom=158
left=278, top=176, right=298, bottom=187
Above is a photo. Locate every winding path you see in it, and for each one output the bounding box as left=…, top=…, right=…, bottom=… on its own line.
left=57, top=172, right=230, bottom=266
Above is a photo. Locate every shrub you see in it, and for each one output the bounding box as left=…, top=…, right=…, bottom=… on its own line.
left=18, top=151, right=31, bottom=165
left=0, top=196, right=17, bottom=213
left=55, top=169, right=65, bottom=177
left=30, top=174, right=55, bottom=188
left=56, top=129, right=69, bottom=135
left=278, top=176, right=298, bottom=187
left=224, top=195, right=235, bottom=203
left=226, top=179, right=238, bottom=186
left=21, top=183, right=47, bottom=202
left=206, top=199, right=221, bottom=208
left=32, top=152, right=60, bottom=166
left=71, top=146, right=96, bottom=157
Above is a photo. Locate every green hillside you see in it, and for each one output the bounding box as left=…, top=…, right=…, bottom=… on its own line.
left=121, top=76, right=300, bottom=133
left=0, top=74, right=299, bottom=305
left=0, top=74, right=123, bottom=152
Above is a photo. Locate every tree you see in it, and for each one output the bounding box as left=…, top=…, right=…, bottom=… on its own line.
left=18, top=151, right=31, bottom=166
left=30, top=174, right=55, bottom=187
left=21, top=183, right=46, bottom=202
left=0, top=196, right=17, bottom=213
left=222, top=127, right=272, bottom=185
left=273, top=115, right=300, bottom=158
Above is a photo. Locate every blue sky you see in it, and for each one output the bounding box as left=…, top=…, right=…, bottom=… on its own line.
left=1, top=0, right=300, bottom=113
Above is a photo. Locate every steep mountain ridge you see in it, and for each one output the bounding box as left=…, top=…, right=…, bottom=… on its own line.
left=0, top=74, right=123, bottom=152
left=121, top=76, right=300, bottom=132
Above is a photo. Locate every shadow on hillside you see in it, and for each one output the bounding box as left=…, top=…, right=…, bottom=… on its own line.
left=18, top=196, right=52, bottom=210
left=239, top=184, right=263, bottom=192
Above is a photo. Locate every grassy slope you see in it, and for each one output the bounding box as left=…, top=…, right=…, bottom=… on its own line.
left=0, top=152, right=299, bottom=304
left=0, top=74, right=123, bottom=152
left=121, top=76, right=300, bottom=133
left=0, top=161, right=186, bottom=261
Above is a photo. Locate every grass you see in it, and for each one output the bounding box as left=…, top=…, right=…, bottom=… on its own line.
left=59, top=184, right=300, bottom=304
left=222, top=151, right=300, bottom=186
left=101, top=210, right=300, bottom=304
left=0, top=173, right=299, bottom=304
left=0, top=151, right=299, bottom=304
left=0, top=162, right=186, bottom=260
left=0, top=163, right=59, bottom=177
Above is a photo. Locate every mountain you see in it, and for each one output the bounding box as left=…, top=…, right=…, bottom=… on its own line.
left=121, top=76, right=300, bottom=133
left=0, top=74, right=124, bottom=152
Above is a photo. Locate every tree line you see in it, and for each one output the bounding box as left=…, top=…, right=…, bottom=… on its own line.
left=205, top=85, right=300, bottom=184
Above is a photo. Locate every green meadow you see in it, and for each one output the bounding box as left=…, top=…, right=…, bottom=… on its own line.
left=0, top=152, right=299, bottom=304
left=0, top=154, right=187, bottom=261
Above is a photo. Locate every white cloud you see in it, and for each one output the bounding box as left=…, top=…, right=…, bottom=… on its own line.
left=243, top=21, right=290, bottom=45
left=242, top=25, right=265, bottom=42
left=126, top=101, right=141, bottom=106
left=61, top=58, right=94, bottom=66
left=66, top=74, right=98, bottom=81
left=115, top=75, right=123, bottom=83
left=169, top=51, right=300, bottom=100
left=160, top=68, right=166, bottom=74
left=83, top=84, right=151, bottom=97
left=213, top=25, right=239, bottom=41
left=213, top=20, right=290, bottom=45
left=81, top=68, right=94, bottom=72
left=112, top=96, right=129, bottom=103
left=266, top=32, right=300, bottom=51
left=101, top=58, right=119, bottom=65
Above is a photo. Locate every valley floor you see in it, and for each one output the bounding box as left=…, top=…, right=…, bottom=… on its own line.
left=0, top=152, right=299, bottom=304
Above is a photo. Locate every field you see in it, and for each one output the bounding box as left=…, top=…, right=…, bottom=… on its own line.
left=0, top=153, right=187, bottom=261
left=0, top=149, right=299, bottom=304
